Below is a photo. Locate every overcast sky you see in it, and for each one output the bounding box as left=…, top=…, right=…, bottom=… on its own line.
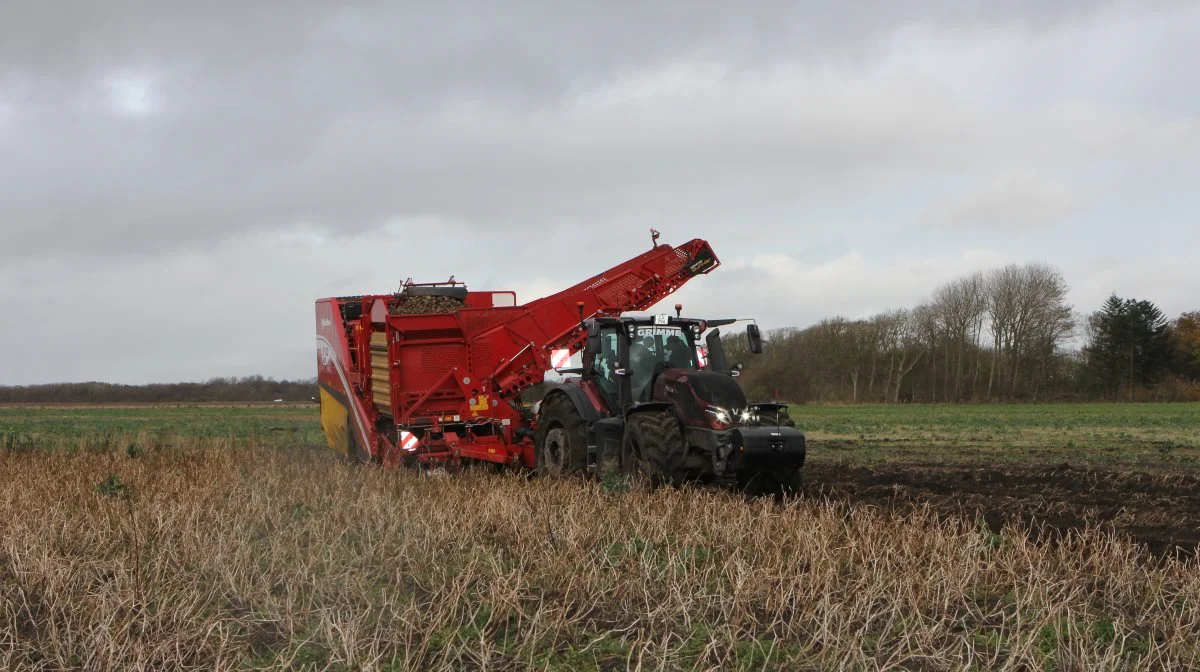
left=2, top=1, right=1198, bottom=385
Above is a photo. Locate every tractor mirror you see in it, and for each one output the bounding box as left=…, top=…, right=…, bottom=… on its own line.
left=747, top=324, right=763, bottom=354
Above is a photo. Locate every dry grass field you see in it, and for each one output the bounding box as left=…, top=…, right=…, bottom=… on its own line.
left=2, top=403, right=1199, bottom=670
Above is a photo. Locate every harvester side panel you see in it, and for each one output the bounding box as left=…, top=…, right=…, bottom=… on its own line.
left=316, top=299, right=379, bottom=459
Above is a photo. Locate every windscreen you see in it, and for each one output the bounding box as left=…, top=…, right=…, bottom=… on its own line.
left=628, top=325, right=698, bottom=374
left=627, top=324, right=699, bottom=402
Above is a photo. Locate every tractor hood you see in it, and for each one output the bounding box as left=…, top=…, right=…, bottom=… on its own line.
left=667, top=370, right=748, bottom=412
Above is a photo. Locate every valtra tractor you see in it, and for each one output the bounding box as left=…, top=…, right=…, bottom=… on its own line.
left=315, top=233, right=806, bottom=493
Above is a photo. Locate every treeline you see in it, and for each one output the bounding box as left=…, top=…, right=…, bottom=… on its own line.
left=727, top=262, right=1200, bottom=404
left=0, top=376, right=319, bottom=404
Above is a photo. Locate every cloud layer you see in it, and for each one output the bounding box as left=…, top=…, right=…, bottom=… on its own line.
left=1, top=1, right=1198, bottom=383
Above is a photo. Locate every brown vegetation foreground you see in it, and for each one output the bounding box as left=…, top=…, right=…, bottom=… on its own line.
left=2, top=439, right=1198, bottom=670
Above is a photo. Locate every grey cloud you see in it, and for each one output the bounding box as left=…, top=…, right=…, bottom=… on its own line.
left=919, top=172, right=1083, bottom=231
left=2, top=1, right=1133, bottom=73
left=1, top=1, right=1198, bottom=383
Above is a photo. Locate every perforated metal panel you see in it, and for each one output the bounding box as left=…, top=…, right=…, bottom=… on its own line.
left=469, top=341, right=492, bottom=371
left=666, top=247, right=688, bottom=275
left=420, top=345, right=467, bottom=373
left=463, top=310, right=509, bottom=335
left=598, top=274, right=641, bottom=307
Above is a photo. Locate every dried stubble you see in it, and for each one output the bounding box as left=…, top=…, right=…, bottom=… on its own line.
left=1, top=437, right=1198, bottom=671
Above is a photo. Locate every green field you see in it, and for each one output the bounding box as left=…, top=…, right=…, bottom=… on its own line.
left=793, top=402, right=1200, bottom=468
left=0, top=404, right=325, bottom=450
left=3, top=401, right=1197, bottom=468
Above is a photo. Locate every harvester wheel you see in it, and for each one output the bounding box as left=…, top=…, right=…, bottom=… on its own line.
left=535, top=394, right=587, bottom=477
left=622, top=411, right=686, bottom=485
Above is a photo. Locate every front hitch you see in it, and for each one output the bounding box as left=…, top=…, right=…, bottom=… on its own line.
left=727, top=426, right=807, bottom=471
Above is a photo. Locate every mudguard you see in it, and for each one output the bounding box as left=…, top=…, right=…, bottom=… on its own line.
left=540, top=384, right=604, bottom=424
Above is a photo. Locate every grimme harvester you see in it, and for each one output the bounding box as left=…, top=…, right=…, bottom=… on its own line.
left=316, top=234, right=806, bottom=492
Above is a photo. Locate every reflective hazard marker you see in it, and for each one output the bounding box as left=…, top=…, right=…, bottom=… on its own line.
left=551, top=348, right=571, bottom=369
left=399, top=431, right=419, bottom=452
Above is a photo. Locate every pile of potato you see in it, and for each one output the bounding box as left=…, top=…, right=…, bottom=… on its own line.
left=390, top=295, right=465, bottom=315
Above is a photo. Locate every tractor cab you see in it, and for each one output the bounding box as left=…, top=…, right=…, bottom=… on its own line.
left=577, top=312, right=759, bottom=411
left=587, top=315, right=696, bottom=408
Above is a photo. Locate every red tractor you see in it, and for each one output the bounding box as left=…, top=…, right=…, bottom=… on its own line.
left=536, top=311, right=805, bottom=494
left=314, top=233, right=805, bottom=493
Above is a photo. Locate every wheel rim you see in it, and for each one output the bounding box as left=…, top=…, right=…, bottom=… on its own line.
left=544, top=426, right=568, bottom=473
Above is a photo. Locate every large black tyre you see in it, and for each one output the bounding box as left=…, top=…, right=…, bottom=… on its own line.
left=535, top=393, right=588, bottom=477
left=622, top=411, right=686, bottom=485
left=740, top=406, right=802, bottom=500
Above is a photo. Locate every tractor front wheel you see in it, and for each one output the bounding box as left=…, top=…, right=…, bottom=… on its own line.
left=622, top=411, right=686, bottom=485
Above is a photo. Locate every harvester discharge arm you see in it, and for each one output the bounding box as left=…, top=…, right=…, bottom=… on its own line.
left=489, top=238, right=720, bottom=400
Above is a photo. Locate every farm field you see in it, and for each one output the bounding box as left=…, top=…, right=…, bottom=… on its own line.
left=1, top=402, right=1198, bottom=670
left=795, top=402, right=1200, bottom=556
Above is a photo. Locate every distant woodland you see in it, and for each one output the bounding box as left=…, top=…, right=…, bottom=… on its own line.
left=726, top=263, right=1200, bottom=404
left=0, top=376, right=319, bottom=404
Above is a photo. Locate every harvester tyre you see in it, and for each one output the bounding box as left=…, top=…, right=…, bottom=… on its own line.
left=535, top=394, right=587, bottom=477
left=622, top=411, right=686, bottom=486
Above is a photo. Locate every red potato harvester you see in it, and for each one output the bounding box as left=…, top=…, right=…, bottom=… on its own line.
left=316, top=232, right=805, bottom=494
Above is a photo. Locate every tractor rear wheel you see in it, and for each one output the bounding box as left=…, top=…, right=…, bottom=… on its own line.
left=622, top=411, right=686, bottom=485
left=535, top=394, right=587, bottom=477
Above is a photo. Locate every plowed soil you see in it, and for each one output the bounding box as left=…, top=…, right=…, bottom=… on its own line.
left=802, top=456, right=1200, bottom=557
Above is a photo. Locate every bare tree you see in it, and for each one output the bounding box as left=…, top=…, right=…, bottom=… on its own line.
left=984, top=263, right=1074, bottom=400
left=842, top=319, right=874, bottom=403
left=873, top=309, right=924, bottom=403
left=864, top=313, right=889, bottom=401
left=912, top=303, right=942, bottom=402
left=931, top=272, right=987, bottom=401
left=896, top=307, right=927, bottom=402
left=732, top=262, right=1075, bottom=403
left=986, top=265, right=1020, bottom=400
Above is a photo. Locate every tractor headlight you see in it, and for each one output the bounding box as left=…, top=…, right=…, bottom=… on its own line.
left=705, top=406, right=733, bottom=430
